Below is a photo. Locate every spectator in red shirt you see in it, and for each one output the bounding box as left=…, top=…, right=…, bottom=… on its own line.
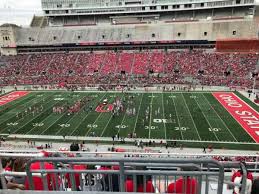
left=231, top=170, right=253, bottom=182
left=25, top=162, right=58, bottom=190
left=167, top=176, right=197, bottom=194
left=3, top=158, right=14, bottom=182
left=125, top=174, right=155, bottom=192
left=231, top=162, right=253, bottom=190
left=3, top=158, right=13, bottom=172
left=125, top=177, right=134, bottom=192
left=136, top=175, right=155, bottom=193
left=65, top=164, right=87, bottom=190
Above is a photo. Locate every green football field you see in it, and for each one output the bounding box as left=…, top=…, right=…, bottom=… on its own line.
left=0, top=91, right=258, bottom=149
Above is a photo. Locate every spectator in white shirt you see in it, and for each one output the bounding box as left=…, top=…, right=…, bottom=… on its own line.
left=234, top=170, right=252, bottom=194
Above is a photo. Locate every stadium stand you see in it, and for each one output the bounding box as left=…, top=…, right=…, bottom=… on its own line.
left=0, top=148, right=258, bottom=193
left=0, top=0, right=259, bottom=193
left=0, top=51, right=257, bottom=87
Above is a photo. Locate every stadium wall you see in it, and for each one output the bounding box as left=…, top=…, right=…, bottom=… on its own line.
left=0, top=25, right=17, bottom=56
left=16, top=20, right=257, bottom=44
left=1, top=19, right=258, bottom=54
left=216, top=39, right=259, bottom=52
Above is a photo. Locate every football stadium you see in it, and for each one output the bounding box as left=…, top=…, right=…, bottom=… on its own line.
left=0, top=0, right=259, bottom=193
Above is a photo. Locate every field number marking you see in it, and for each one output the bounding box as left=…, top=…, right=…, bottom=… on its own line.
left=115, top=125, right=128, bottom=129
left=153, top=119, right=175, bottom=123
left=7, top=122, right=18, bottom=126
left=174, top=127, right=189, bottom=131
left=33, top=123, right=44, bottom=127
left=54, top=98, right=64, bottom=101
left=145, top=126, right=158, bottom=130
left=59, top=124, right=70, bottom=128
left=87, top=124, right=98, bottom=128
left=209, top=128, right=221, bottom=132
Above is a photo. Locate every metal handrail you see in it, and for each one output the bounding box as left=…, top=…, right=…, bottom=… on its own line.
left=25, top=157, right=224, bottom=194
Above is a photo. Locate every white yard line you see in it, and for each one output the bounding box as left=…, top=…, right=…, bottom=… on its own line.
left=13, top=94, right=58, bottom=134
left=37, top=95, right=74, bottom=135
left=170, top=93, right=183, bottom=140
left=69, top=93, right=106, bottom=136
left=193, top=97, right=219, bottom=141
left=85, top=93, right=113, bottom=136
left=39, top=94, right=85, bottom=135
left=149, top=93, right=154, bottom=139
left=133, top=93, right=144, bottom=134
left=39, top=114, right=63, bottom=135
left=100, top=94, right=125, bottom=137
left=100, top=113, right=114, bottom=137
left=55, top=95, right=91, bottom=135
left=0, top=94, right=41, bottom=123
left=233, top=93, right=259, bottom=113
left=202, top=93, right=238, bottom=142
left=116, top=106, right=128, bottom=136
left=180, top=93, right=202, bottom=141
left=161, top=93, right=167, bottom=139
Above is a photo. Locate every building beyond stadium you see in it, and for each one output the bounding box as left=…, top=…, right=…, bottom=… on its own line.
left=0, top=0, right=259, bottom=55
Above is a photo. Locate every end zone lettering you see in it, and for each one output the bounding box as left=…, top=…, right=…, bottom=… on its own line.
left=0, top=91, right=30, bottom=106
left=213, top=92, right=259, bottom=143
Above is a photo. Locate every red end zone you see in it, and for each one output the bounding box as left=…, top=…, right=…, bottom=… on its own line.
left=213, top=92, right=259, bottom=143
left=0, top=91, right=30, bottom=106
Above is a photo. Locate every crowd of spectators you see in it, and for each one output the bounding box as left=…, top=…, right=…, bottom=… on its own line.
left=1, top=150, right=259, bottom=193
left=0, top=50, right=257, bottom=88
left=1, top=140, right=259, bottom=193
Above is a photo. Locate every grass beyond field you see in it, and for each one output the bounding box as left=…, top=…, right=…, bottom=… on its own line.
left=0, top=91, right=258, bottom=150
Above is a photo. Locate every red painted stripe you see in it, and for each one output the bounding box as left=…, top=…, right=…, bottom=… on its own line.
left=0, top=91, right=30, bottom=106
left=213, top=92, right=259, bottom=143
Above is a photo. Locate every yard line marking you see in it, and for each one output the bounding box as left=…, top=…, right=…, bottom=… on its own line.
left=0, top=91, right=30, bottom=106
left=180, top=93, right=202, bottom=141
left=202, top=93, right=238, bottom=142
left=39, top=94, right=84, bottom=135
left=69, top=93, right=106, bottom=136
left=116, top=98, right=129, bottom=136
left=0, top=92, right=34, bottom=111
left=213, top=92, right=259, bottom=143
left=100, top=93, right=125, bottom=137
left=55, top=95, right=100, bottom=135
left=12, top=93, right=59, bottom=134
left=193, top=96, right=219, bottom=141
left=25, top=98, right=66, bottom=134
left=133, top=93, right=144, bottom=134
left=100, top=112, right=114, bottom=137
left=170, top=93, right=183, bottom=140
left=233, top=92, right=258, bottom=113
left=161, top=93, right=167, bottom=139
left=149, top=93, right=154, bottom=139
left=7, top=93, right=55, bottom=134
left=55, top=94, right=94, bottom=135
left=27, top=101, right=64, bottom=135
left=85, top=94, right=110, bottom=136
left=0, top=93, right=41, bottom=123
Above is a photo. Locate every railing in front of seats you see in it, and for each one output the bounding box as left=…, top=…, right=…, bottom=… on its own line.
left=24, top=157, right=226, bottom=194
left=0, top=152, right=250, bottom=194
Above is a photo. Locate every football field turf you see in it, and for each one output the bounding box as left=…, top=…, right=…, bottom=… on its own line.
left=0, top=91, right=258, bottom=149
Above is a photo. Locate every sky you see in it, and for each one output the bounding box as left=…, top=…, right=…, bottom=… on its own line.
left=0, top=0, right=42, bottom=26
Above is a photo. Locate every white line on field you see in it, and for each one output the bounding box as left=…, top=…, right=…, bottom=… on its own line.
left=180, top=93, right=202, bottom=141
left=202, top=93, right=238, bottom=142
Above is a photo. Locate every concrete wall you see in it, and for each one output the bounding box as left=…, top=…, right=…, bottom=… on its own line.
left=0, top=26, right=17, bottom=55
